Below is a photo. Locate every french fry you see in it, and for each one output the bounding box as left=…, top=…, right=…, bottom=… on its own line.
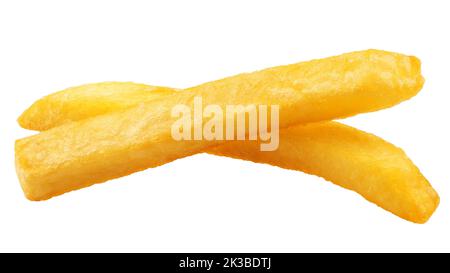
left=18, top=83, right=439, bottom=223
left=16, top=50, right=425, bottom=202
left=19, top=49, right=424, bottom=131
left=210, top=122, right=439, bottom=224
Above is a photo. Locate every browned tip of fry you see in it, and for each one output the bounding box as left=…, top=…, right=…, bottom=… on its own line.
left=17, top=100, right=46, bottom=131
left=360, top=50, right=425, bottom=110
left=408, top=181, right=439, bottom=224
left=408, top=54, right=425, bottom=96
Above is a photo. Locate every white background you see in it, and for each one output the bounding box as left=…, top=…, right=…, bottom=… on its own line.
left=0, top=0, right=449, bottom=252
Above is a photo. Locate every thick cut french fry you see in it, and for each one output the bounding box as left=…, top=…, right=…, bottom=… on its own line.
left=16, top=50, right=425, bottom=202
left=17, top=83, right=439, bottom=223
left=210, top=122, right=439, bottom=224
left=19, top=49, right=424, bottom=131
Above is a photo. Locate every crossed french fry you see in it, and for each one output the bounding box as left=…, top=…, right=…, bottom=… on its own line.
left=15, top=49, right=439, bottom=223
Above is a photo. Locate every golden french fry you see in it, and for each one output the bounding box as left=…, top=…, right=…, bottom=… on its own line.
left=16, top=50, right=425, bottom=202
left=19, top=49, right=423, bottom=131
left=17, top=83, right=439, bottom=223
left=210, top=122, right=439, bottom=224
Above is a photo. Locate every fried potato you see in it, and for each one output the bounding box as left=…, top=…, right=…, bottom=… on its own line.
left=18, top=84, right=439, bottom=223
left=16, top=50, right=425, bottom=201
left=210, top=122, right=439, bottom=223
left=19, top=50, right=424, bottom=131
